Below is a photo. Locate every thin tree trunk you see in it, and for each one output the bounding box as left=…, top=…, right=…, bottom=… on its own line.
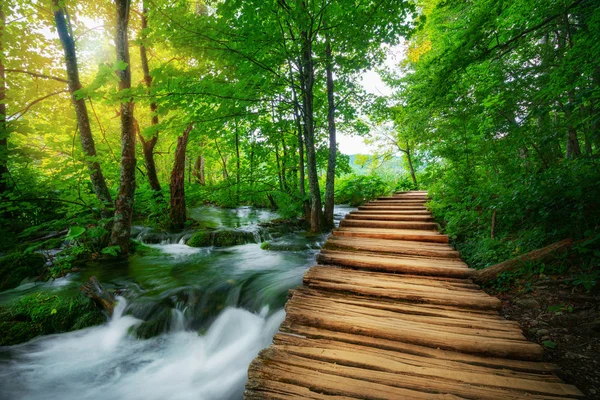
left=405, top=143, right=418, bottom=186
left=170, top=124, right=193, bottom=230
left=0, top=6, right=8, bottom=194
left=111, top=0, right=136, bottom=254
left=138, top=0, right=161, bottom=193
left=323, top=37, right=337, bottom=229
left=299, top=31, right=322, bottom=232
left=289, top=61, right=310, bottom=220
left=234, top=121, right=241, bottom=205
left=565, top=92, right=581, bottom=158
left=53, top=2, right=112, bottom=214
left=193, top=155, right=205, bottom=185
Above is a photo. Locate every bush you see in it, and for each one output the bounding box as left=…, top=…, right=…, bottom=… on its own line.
left=334, top=174, right=391, bottom=206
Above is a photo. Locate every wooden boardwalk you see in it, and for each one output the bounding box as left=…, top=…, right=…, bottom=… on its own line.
left=245, top=191, right=583, bottom=399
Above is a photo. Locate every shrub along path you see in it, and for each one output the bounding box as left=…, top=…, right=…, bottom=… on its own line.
left=244, top=191, right=583, bottom=399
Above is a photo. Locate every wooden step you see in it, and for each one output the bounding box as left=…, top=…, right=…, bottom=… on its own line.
left=359, top=205, right=427, bottom=211
left=333, top=227, right=449, bottom=243
left=350, top=209, right=431, bottom=215
left=317, top=249, right=473, bottom=278
left=324, top=236, right=459, bottom=258
left=304, top=266, right=498, bottom=310
left=339, top=219, right=439, bottom=230
left=346, top=213, right=434, bottom=222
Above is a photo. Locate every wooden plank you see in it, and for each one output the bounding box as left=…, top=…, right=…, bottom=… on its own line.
left=283, top=303, right=544, bottom=360
left=277, top=324, right=560, bottom=374
left=346, top=213, right=435, bottom=222
left=267, top=341, right=583, bottom=398
left=317, top=250, right=473, bottom=278
left=339, top=219, right=439, bottom=230
left=333, top=227, right=449, bottom=243
left=349, top=209, right=431, bottom=215
left=324, top=236, right=459, bottom=258
left=358, top=205, right=427, bottom=211
left=290, top=288, right=520, bottom=334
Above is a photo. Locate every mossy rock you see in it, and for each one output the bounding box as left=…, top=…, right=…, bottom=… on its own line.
left=260, top=241, right=307, bottom=251
left=0, top=252, right=47, bottom=291
left=0, top=292, right=107, bottom=346
left=132, top=308, right=173, bottom=339
left=187, top=229, right=257, bottom=248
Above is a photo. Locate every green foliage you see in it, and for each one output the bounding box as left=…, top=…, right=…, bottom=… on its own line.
left=334, top=174, right=392, bottom=206
left=0, top=252, right=46, bottom=290
left=0, top=292, right=106, bottom=346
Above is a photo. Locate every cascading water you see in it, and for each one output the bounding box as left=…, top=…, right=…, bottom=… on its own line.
left=0, top=205, right=354, bottom=400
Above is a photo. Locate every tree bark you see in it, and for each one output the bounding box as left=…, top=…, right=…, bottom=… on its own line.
left=405, top=143, right=418, bottom=186
left=138, top=0, right=161, bottom=193
left=53, top=2, right=113, bottom=213
left=289, top=61, right=310, bottom=221
left=111, top=0, right=136, bottom=254
left=170, top=124, right=193, bottom=230
left=193, top=155, right=205, bottom=185
left=323, top=37, right=337, bottom=229
left=0, top=6, right=8, bottom=194
left=299, top=31, right=322, bottom=232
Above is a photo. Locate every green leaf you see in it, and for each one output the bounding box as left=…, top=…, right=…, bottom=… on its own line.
left=65, top=226, right=86, bottom=240
left=542, top=340, right=556, bottom=349
left=102, top=246, right=121, bottom=257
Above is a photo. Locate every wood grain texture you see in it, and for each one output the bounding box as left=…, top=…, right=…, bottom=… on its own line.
left=244, top=192, right=583, bottom=399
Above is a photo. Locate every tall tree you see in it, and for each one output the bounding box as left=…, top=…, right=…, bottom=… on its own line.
left=170, top=123, right=193, bottom=229
left=323, top=35, right=337, bottom=228
left=111, top=0, right=136, bottom=254
left=138, top=0, right=161, bottom=193
left=53, top=1, right=113, bottom=213
left=0, top=5, right=7, bottom=194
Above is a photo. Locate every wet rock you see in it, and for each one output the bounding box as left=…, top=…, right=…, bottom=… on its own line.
left=515, top=299, right=539, bottom=309
left=187, top=229, right=259, bottom=247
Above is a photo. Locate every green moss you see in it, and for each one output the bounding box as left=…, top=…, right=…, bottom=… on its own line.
left=0, top=252, right=46, bottom=290
left=260, top=241, right=271, bottom=250
left=187, top=229, right=257, bottom=247
left=187, top=231, right=212, bottom=247
left=0, top=292, right=107, bottom=346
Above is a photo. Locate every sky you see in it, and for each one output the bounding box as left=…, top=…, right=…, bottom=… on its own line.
left=337, top=45, right=404, bottom=155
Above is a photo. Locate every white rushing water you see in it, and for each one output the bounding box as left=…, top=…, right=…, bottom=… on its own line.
left=0, top=298, right=285, bottom=400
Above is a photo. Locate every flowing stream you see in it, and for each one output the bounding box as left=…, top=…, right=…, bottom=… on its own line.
left=0, top=205, right=354, bottom=400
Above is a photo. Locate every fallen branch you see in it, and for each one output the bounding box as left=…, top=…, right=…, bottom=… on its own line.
left=474, top=239, right=574, bottom=284
left=80, top=276, right=116, bottom=316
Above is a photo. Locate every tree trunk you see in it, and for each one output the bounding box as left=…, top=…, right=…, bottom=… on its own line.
left=474, top=239, right=573, bottom=284
left=170, top=124, right=193, bottom=230
left=235, top=119, right=241, bottom=202
left=323, top=37, right=337, bottom=229
left=111, top=0, right=136, bottom=254
left=53, top=2, right=112, bottom=213
left=193, top=155, right=205, bottom=185
left=565, top=95, right=581, bottom=159
left=0, top=6, right=8, bottom=194
left=81, top=276, right=116, bottom=316
left=405, top=143, right=418, bottom=186
left=138, top=0, right=161, bottom=193
left=299, top=31, right=322, bottom=232
left=289, top=61, right=310, bottom=221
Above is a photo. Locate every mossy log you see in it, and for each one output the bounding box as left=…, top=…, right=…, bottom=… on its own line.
left=80, top=276, right=116, bottom=316
left=474, top=239, right=574, bottom=285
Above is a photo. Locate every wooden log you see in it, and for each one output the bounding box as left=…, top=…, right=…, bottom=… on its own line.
left=80, top=276, right=116, bottom=316
left=474, top=239, right=574, bottom=284
left=278, top=324, right=560, bottom=374
left=346, top=213, right=435, bottom=222
left=317, top=250, right=473, bottom=278
left=333, top=227, right=449, bottom=243
left=324, top=236, right=459, bottom=258
left=350, top=209, right=431, bottom=215
left=340, top=219, right=439, bottom=230
left=270, top=337, right=582, bottom=398
left=358, top=205, right=427, bottom=211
